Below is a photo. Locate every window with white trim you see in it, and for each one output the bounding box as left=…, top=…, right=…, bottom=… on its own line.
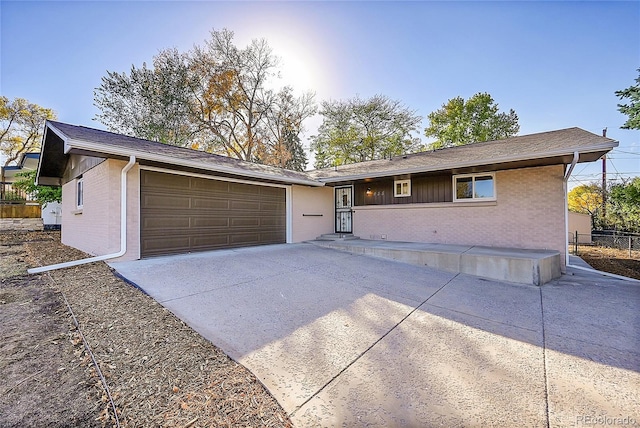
left=394, top=179, right=411, bottom=197
left=454, top=173, right=495, bottom=201
left=76, top=177, right=84, bottom=209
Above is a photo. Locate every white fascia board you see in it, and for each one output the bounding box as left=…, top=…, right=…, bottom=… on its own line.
left=64, top=137, right=325, bottom=187
left=140, top=165, right=289, bottom=188
left=316, top=142, right=619, bottom=183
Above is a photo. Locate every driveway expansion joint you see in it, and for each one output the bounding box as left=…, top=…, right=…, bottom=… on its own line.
left=289, top=273, right=460, bottom=418
left=539, top=287, right=551, bottom=428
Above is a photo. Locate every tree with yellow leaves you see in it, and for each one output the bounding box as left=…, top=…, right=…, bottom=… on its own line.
left=0, top=96, right=56, bottom=168
left=568, top=184, right=603, bottom=228
left=94, top=29, right=316, bottom=171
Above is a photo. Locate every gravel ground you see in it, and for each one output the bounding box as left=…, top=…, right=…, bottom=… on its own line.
left=0, top=231, right=292, bottom=428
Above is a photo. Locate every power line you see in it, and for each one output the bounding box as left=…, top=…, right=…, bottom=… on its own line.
left=572, top=171, right=640, bottom=176
left=571, top=162, right=593, bottom=179
left=611, top=149, right=640, bottom=156
left=609, top=158, right=622, bottom=177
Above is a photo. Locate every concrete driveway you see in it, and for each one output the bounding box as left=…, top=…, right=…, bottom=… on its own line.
left=110, top=244, right=640, bottom=427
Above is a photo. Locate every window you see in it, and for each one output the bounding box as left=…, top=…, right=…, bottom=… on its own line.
left=394, top=179, right=411, bottom=197
left=454, top=173, right=495, bottom=201
left=76, top=177, right=84, bottom=209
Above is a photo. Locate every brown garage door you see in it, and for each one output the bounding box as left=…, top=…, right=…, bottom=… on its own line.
left=140, top=170, right=286, bottom=257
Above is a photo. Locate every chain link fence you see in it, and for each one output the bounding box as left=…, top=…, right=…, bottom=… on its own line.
left=569, top=231, right=640, bottom=257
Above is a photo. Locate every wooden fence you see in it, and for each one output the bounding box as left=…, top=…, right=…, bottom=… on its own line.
left=0, top=203, right=41, bottom=219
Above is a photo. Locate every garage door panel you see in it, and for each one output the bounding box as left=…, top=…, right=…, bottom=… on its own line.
left=229, top=182, right=261, bottom=194
left=143, top=194, right=191, bottom=209
left=229, top=233, right=261, bottom=245
left=191, top=217, right=230, bottom=228
left=143, top=216, right=191, bottom=230
left=192, top=198, right=230, bottom=210
left=191, top=178, right=229, bottom=192
left=229, top=200, right=261, bottom=211
left=141, top=171, right=286, bottom=257
left=231, top=217, right=261, bottom=227
left=143, top=171, right=191, bottom=189
left=260, top=217, right=284, bottom=227
left=192, top=234, right=231, bottom=248
left=143, top=236, right=191, bottom=253
left=261, top=201, right=285, bottom=212
left=259, top=186, right=283, bottom=196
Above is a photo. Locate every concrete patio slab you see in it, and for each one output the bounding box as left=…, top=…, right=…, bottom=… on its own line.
left=311, top=238, right=561, bottom=285
left=109, top=244, right=640, bottom=427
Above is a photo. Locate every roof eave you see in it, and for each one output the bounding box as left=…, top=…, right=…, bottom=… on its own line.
left=316, top=141, right=619, bottom=183
left=64, top=137, right=324, bottom=187
left=36, top=124, right=65, bottom=186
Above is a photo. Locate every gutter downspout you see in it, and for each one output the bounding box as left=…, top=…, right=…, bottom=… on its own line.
left=563, top=152, right=579, bottom=270
left=28, top=156, right=136, bottom=274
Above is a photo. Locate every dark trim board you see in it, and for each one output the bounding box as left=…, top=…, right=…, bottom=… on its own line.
left=354, top=173, right=453, bottom=206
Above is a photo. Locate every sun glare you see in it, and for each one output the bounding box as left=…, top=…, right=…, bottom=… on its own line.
left=230, top=13, right=330, bottom=97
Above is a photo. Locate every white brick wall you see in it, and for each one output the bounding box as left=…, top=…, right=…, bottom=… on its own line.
left=352, top=165, right=567, bottom=267
left=291, top=185, right=334, bottom=242
left=61, top=159, right=140, bottom=261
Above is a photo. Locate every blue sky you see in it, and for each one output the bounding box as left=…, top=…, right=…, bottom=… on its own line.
left=1, top=0, right=639, bottom=186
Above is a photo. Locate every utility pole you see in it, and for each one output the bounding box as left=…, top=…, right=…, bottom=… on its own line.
left=602, top=128, right=607, bottom=222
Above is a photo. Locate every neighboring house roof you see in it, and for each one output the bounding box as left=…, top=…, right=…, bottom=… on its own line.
left=38, top=121, right=322, bottom=187
left=1, top=152, right=40, bottom=183
left=308, top=127, right=618, bottom=183
left=36, top=121, right=618, bottom=187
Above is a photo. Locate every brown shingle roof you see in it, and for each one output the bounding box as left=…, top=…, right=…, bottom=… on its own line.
left=47, top=121, right=319, bottom=185
left=307, top=127, right=617, bottom=182
left=43, top=122, right=617, bottom=186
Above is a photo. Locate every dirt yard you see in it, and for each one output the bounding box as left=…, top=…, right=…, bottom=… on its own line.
left=575, top=245, right=640, bottom=280
left=0, top=231, right=292, bottom=428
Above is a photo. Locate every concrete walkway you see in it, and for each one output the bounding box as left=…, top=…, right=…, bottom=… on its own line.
left=109, top=244, right=640, bottom=427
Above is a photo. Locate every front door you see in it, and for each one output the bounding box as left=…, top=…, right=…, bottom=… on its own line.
left=335, top=186, right=353, bottom=233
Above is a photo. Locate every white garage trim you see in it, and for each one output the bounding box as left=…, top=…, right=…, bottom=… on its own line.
left=286, top=186, right=292, bottom=244
left=140, top=165, right=289, bottom=189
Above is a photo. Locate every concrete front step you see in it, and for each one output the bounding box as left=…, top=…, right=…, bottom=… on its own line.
left=315, top=233, right=361, bottom=241
left=311, top=239, right=561, bottom=286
